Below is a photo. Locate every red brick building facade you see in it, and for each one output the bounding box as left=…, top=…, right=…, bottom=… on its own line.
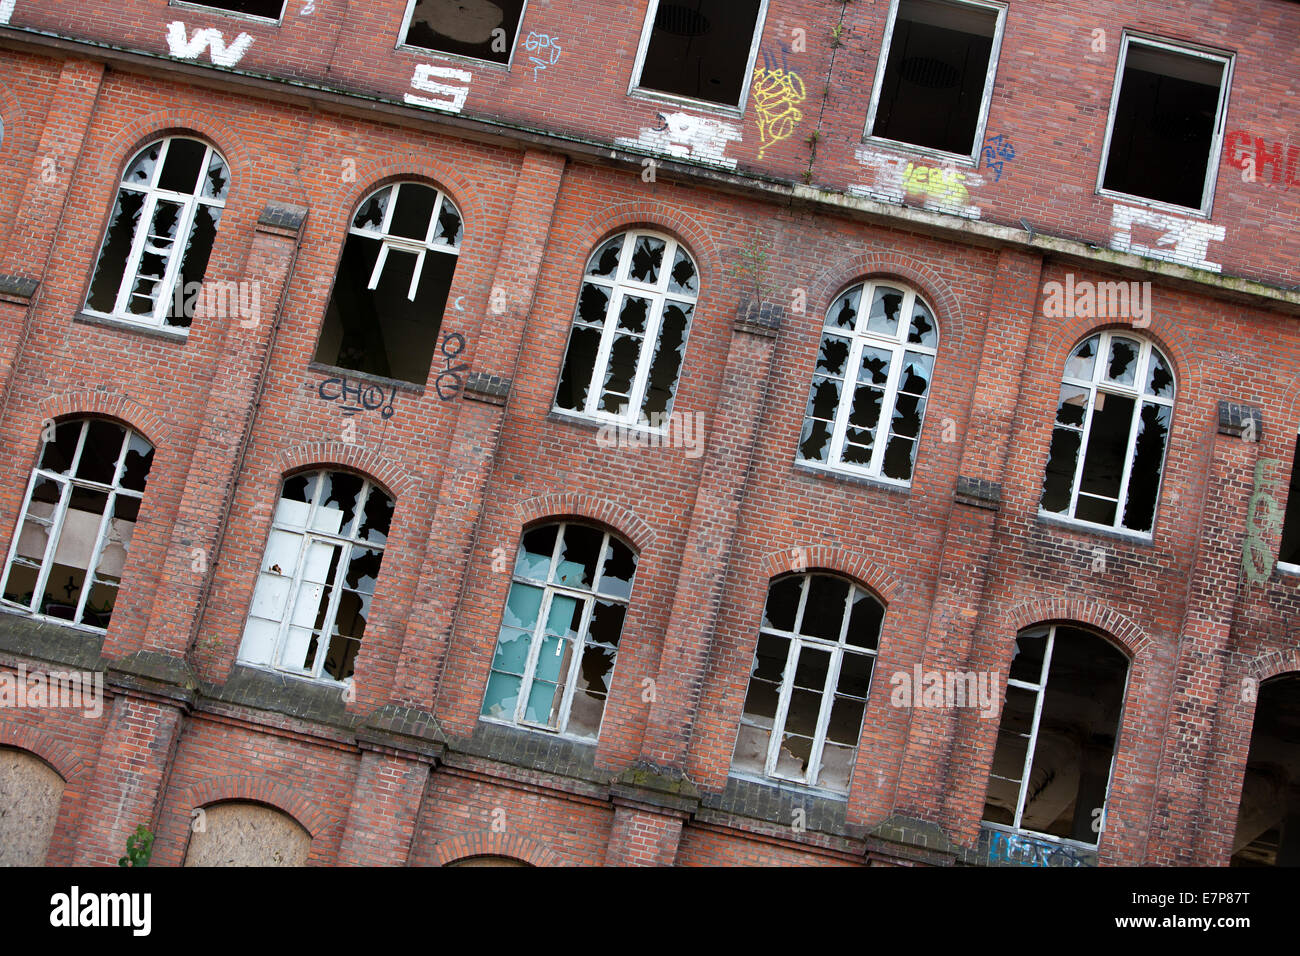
left=0, top=0, right=1296, bottom=867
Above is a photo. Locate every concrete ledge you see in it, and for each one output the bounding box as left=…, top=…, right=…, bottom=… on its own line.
left=700, top=775, right=849, bottom=837
left=610, top=761, right=701, bottom=815
left=257, top=201, right=308, bottom=233
left=0, top=274, right=39, bottom=301
left=954, top=475, right=1002, bottom=510
left=1218, top=400, right=1264, bottom=438
left=0, top=613, right=104, bottom=671
left=734, top=300, right=783, bottom=338
left=356, top=703, right=446, bottom=761
left=463, top=372, right=511, bottom=405
left=205, top=664, right=357, bottom=729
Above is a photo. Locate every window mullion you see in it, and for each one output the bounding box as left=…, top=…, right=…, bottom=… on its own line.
left=1112, top=394, right=1147, bottom=530
left=807, top=645, right=843, bottom=787
left=31, top=477, right=75, bottom=618
left=869, top=342, right=907, bottom=477
left=1013, top=629, right=1056, bottom=829
left=314, top=540, right=352, bottom=679
left=766, top=636, right=800, bottom=778
left=273, top=531, right=315, bottom=671
left=829, top=338, right=862, bottom=467
left=72, top=489, right=117, bottom=625
left=557, top=594, right=595, bottom=733
left=151, top=196, right=199, bottom=326
left=1068, top=382, right=1099, bottom=519
left=517, top=587, right=554, bottom=725
left=626, top=289, right=665, bottom=421
left=113, top=191, right=159, bottom=316
left=586, top=285, right=623, bottom=418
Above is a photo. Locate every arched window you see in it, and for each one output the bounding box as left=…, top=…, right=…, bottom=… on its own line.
left=731, top=572, right=884, bottom=792
left=1232, top=674, right=1300, bottom=866
left=85, top=136, right=229, bottom=331
left=237, top=470, right=395, bottom=683
left=982, top=625, right=1129, bottom=847
left=481, top=522, right=638, bottom=739
left=554, top=230, right=698, bottom=426
left=1040, top=331, right=1175, bottom=534
left=314, top=181, right=463, bottom=385
left=184, top=802, right=311, bottom=867
left=797, top=280, right=938, bottom=483
left=0, top=748, right=65, bottom=866
left=0, top=419, right=155, bottom=630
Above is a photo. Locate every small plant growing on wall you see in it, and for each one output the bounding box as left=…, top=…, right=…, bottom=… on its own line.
left=731, top=234, right=772, bottom=307
left=118, top=824, right=155, bottom=867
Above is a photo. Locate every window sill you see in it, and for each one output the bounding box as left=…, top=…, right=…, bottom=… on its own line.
left=393, top=42, right=513, bottom=72
left=167, top=0, right=283, bottom=25
left=859, top=134, right=981, bottom=170
left=627, top=86, right=744, bottom=120
left=1100, top=188, right=1211, bottom=220
left=726, top=771, right=849, bottom=802
left=792, top=460, right=912, bottom=496
left=1035, top=511, right=1156, bottom=547
left=477, top=714, right=598, bottom=747
left=74, top=311, right=190, bottom=343
left=1277, top=561, right=1300, bottom=578
left=306, top=361, right=426, bottom=396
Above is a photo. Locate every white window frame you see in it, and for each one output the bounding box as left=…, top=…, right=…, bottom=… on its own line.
left=733, top=573, right=880, bottom=792
left=237, top=471, right=391, bottom=685
left=395, top=0, right=529, bottom=69
left=862, top=0, right=1008, bottom=166
left=480, top=522, right=635, bottom=741
left=168, top=0, right=285, bottom=25
left=1279, top=425, right=1300, bottom=576
left=627, top=0, right=770, bottom=116
left=797, top=280, right=939, bottom=486
left=987, top=625, right=1130, bottom=848
left=83, top=137, right=228, bottom=333
left=1040, top=331, right=1175, bottom=537
left=0, top=420, right=152, bottom=633
left=1095, top=32, right=1235, bottom=217
left=346, top=182, right=462, bottom=302
left=553, top=230, right=698, bottom=429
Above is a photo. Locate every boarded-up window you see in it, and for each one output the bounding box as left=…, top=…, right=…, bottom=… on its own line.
left=184, top=802, right=311, bottom=866
left=0, top=748, right=65, bottom=866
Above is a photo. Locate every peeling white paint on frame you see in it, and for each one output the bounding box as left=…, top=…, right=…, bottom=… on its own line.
left=615, top=111, right=742, bottom=170
left=405, top=64, right=473, bottom=114
left=1109, top=204, right=1227, bottom=274
left=165, top=21, right=255, bottom=68
left=0, top=0, right=16, bottom=26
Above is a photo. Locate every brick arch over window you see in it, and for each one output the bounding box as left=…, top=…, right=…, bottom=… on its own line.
left=93, top=113, right=251, bottom=196
left=1003, top=598, right=1150, bottom=658
left=0, top=722, right=86, bottom=784
left=564, top=203, right=721, bottom=289
left=430, top=830, right=563, bottom=867
left=181, top=774, right=326, bottom=837
left=277, top=443, right=414, bottom=501
left=1244, top=649, right=1300, bottom=684
left=760, top=545, right=903, bottom=605
left=332, top=155, right=481, bottom=243
left=807, top=251, right=968, bottom=351
left=514, top=494, right=655, bottom=553
left=1041, top=318, right=1196, bottom=398
left=37, top=392, right=170, bottom=449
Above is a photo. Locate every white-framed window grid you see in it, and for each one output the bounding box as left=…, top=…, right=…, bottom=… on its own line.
left=987, top=625, right=1129, bottom=848
left=734, top=573, right=880, bottom=792
left=0, top=420, right=152, bottom=632
left=627, top=0, right=770, bottom=115
left=1094, top=32, right=1234, bottom=217
left=797, top=281, right=939, bottom=485
left=1040, top=331, right=1175, bottom=536
left=394, top=0, right=530, bottom=68
left=84, top=137, right=228, bottom=331
left=480, top=523, right=635, bottom=740
left=861, top=0, right=1008, bottom=165
left=554, top=230, right=697, bottom=427
left=349, top=182, right=462, bottom=302
left=238, top=471, right=391, bottom=684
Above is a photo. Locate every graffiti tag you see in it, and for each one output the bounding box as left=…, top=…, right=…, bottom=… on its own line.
left=318, top=376, right=396, bottom=419
left=523, top=33, right=561, bottom=80
left=980, top=133, right=1015, bottom=182
left=435, top=332, right=468, bottom=401
left=1242, top=458, right=1283, bottom=586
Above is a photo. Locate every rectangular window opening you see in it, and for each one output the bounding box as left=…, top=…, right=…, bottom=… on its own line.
left=177, top=0, right=286, bottom=20
left=867, top=0, right=1004, bottom=158
left=1100, top=37, right=1231, bottom=212
left=633, top=0, right=766, bottom=108
left=1281, top=432, right=1300, bottom=568
left=401, top=0, right=528, bottom=65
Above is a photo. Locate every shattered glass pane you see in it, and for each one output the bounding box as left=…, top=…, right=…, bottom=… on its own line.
left=908, top=301, right=937, bottom=347
left=86, top=190, right=145, bottom=314
left=502, top=583, right=543, bottom=630
left=848, top=384, right=884, bottom=430
left=818, top=742, right=855, bottom=791
left=1121, top=401, right=1170, bottom=532
left=553, top=525, right=602, bottom=589
left=845, top=591, right=883, bottom=648
left=434, top=198, right=463, bottom=246
left=827, top=287, right=860, bottom=331
left=628, top=235, right=665, bottom=284
left=792, top=647, right=831, bottom=694
left=762, top=577, right=802, bottom=632
left=343, top=548, right=382, bottom=594
left=826, top=695, right=867, bottom=746
left=1145, top=349, right=1174, bottom=398
left=167, top=204, right=221, bottom=328
left=389, top=183, right=438, bottom=241
left=742, top=676, right=780, bottom=723
left=40, top=422, right=82, bottom=475
left=668, top=247, right=698, bottom=296
left=800, top=575, right=850, bottom=641
left=482, top=672, right=522, bottom=720
left=731, top=723, right=770, bottom=774
left=77, top=421, right=126, bottom=485
left=515, top=525, right=558, bottom=581
left=1041, top=427, right=1081, bottom=514
left=127, top=200, right=183, bottom=316
left=158, top=138, right=206, bottom=194
left=587, top=235, right=623, bottom=277
left=356, top=488, right=394, bottom=545
left=753, top=633, right=790, bottom=682
left=842, top=433, right=874, bottom=466
left=353, top=188, right=390, bottom=231
left=577, top=283, right=612, bottom=326
left=315, top=471, right=363, bottom=535
left=524, top=678, right=565, bottom=727
left=774, top=731, right=814, bottom=780
left=556, top=326, right=601, bottom=411
left=798, top=419, right=833, bottom=464
left=858, top=346, right=892, bottom=385
left=891, top=392, right=926, bottom=439
left=1065, top=336, right=1099, bottom=381
left=617, top=295, right=650, bottom=334
left=882, top=434, right=917, bottom=481
left=867, top=287, right=904, bottom=338
left=1105, top=337, right=1140, bottom=386
left=1079, top=392, right=1136, bottom=506
left=596, top=537, right=637, bottom=600
left=899, top=352, right=933, bottom=394
left=836, top=650, right=875, bottom=701
left=124, top=142, right=162, bottom=187
left=1056, top=385, right=1089, bottom=427
left=545, top=594, right=583, bottom=641
left=640, top=300, right=690, bottom=420
left=586, top=600, right=626, bottom=647
left=1008, top=633, right=1047, bottom=684
left=598, top=334, right=642, bottom=413
left=806, top=376, right=842, bottom=422
left=202, top=151, right=229, bottom=201
left=491, top=627, right=534, bottom=676
left=816, top=334, right=851, bottom=377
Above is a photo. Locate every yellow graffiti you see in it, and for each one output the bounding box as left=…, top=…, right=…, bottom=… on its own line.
left=751, top=66, right=807, bottom=159
left=903, top=162, right=971, bottom=205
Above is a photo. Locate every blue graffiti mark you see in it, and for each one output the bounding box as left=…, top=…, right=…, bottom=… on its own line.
left=980, top=133, right=1016, bottom=183
left=986, top=829, right=1095, bottom=867
left=524, top=32, right=561, bottom=80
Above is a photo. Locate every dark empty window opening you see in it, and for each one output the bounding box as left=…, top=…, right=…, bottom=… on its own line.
left=635, top=0, right=764, bottom=107
left=1101, top=39, right=1229, bottom=210
left=869, top=0, right=1002, bottom=157
left=1232, top=675, right=1300, bottom=866
left=401, top=0, right=527, bottom=65
left=1281, top=432, right=1300, bottom=568
left=314, top=182, right=463, bottom=386
left=184, top=0, right=286, bottom=20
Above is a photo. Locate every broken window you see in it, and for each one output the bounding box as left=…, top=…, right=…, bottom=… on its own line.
left=982, top=625, right=1129, bottom=846
left=0, top=419, right=155, bottom=631
left=1100, top=36, right=1231, bottom=212
left=554, top=231, right=697, bottom=426
left=632, top=0, right=767, bottom=107
left=399, top=0, right=527, bottom=65
left=866, top=0, right=1005, bottom=158
left=1040, top=332, right=1174, bottom=534
left=731, top=573, right=883, bottom=793
left=480, top=522, right=637, bottom=740
left=1231, top=674, right=1300, bottom=866
left=1279, top=429, right=1300, bottom=571
left=797, top=280, right=939, bottom=484
left=236, top=470, right=394, bottom=684
left=314, top=182, right=462, bottom=385
left=85, top=136, right=229, bottom=332
left=182, top=0, right=285, bottom=20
